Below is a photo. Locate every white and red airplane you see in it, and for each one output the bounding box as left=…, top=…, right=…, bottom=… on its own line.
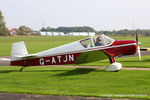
left=10, top=34, right=141, bottom=72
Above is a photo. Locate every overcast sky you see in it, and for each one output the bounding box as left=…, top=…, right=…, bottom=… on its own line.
left=0, top=0, right=150, bottom=31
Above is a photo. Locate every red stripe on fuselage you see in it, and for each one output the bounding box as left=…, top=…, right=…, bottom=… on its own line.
left=11, top=53, right=81, bottom=66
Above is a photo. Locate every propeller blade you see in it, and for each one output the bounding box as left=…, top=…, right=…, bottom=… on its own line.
left=136, top=32, right=141, bottom=61
left=137, top=45, right=141, bottom=61
left=136, top=32, right=138, bottom=43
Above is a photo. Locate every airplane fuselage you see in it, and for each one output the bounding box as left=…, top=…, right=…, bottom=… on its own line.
left=11, top=40, right=137, bottom=66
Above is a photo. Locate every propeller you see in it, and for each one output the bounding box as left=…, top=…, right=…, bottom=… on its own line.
left=136, top=32, right=141, bottom=61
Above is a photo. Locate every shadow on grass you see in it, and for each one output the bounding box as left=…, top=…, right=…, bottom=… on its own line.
left=0, top=70, right=17, bottom=73
left=54, top=68, right=104, bottom=76
left=0, top=67, right=104, bottom=74
left=23, top=70, right=70, bottom=72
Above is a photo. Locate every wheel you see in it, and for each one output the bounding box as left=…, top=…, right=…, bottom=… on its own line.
left=20, top=67, right=24, bottom=72
left=104, top=62, right=122, bottom=72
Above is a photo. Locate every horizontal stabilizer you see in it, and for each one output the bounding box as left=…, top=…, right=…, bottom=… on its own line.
left=140, top=47, right=150, bottom=51
left=13, top=54, right=37, bottom=58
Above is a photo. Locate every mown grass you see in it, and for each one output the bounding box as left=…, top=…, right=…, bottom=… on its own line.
left=0, top=35, right=150, bottom=68
left=1, top=36, right=150, bottom=99
left=0, top=66, right=149, bottom=99
left=0, top=35, right=150, bottom=56
left=81, top=55, right=150, bottom=68
left=0, top=36, right=87, bottom=56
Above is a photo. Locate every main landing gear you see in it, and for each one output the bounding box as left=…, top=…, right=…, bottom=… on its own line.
left=20, top=60, right=28, bottom=72
left=20, top=66, right=26, bottom=72
left=104, top=57, right=122, bottom=72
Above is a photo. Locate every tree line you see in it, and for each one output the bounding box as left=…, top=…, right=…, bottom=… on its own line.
left=40, top=26, right=96, bottom=32
left=97, top=29, right=150, bottom=36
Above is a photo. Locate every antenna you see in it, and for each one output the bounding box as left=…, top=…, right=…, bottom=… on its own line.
left=132, top=21, right=135, bottom=30
left=42, top=21, right=45, bottom=28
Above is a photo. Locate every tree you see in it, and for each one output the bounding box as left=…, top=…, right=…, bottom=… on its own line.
left=40, top=27, right=47, bottom=32
left=0, top=10, right=8, bottom=36
left=17, top=25, right=32, bottom=35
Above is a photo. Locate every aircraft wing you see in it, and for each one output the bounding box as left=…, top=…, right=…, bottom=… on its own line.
left=75, top=50, right=109, bottom=64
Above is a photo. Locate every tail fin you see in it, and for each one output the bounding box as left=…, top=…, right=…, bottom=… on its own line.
left=11, top=41, right=28, bottom=61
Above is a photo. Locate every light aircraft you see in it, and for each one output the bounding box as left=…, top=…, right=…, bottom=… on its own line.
left=10, top=34, right=141, bottom=72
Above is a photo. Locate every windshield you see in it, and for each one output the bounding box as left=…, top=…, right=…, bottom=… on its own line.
left=80, top=37, right=94, bottom=48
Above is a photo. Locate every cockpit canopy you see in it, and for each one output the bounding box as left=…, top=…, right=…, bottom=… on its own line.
left=80, top=34, right=114, bottom=48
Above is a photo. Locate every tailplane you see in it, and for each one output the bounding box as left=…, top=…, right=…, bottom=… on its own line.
left=11, top=41, right=28, bottom=61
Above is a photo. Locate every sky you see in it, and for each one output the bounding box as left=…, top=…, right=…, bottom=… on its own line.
left=0, top=0, right=150, bottom=31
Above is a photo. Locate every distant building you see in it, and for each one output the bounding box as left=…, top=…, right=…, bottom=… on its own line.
left=39, top=32, right=64, bottom=36
left=38, top=32, right=95, bottom=36
left=69, top=32, right=95, bottom=36
left=8, top=28, right=17, bottom=35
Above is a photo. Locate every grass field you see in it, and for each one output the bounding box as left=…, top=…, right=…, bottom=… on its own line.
left=0, top=66, right=150, bottom=99
left=0, top=35, right=150, bottom=99
left=0, top=36, right=87, bottom=56
left=0, top=35, right=150, bottom=56
left=82, top=55, right=150, bottom=68
left=0, top=35, right=150, bottom=68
